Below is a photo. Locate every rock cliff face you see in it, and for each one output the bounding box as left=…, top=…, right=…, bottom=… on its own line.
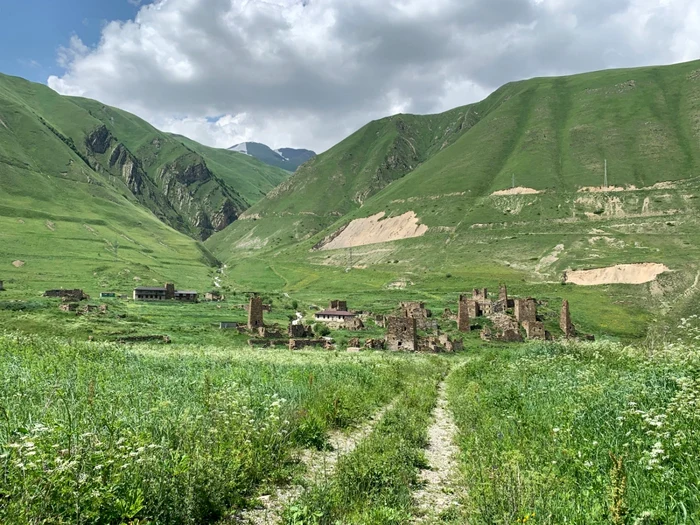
left=84, top=125, right=246, bottom=240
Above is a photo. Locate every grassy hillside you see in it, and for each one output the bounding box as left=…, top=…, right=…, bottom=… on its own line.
left=0, top=73, right=233, bottom=294
left=206, top=60, right=700, bottom=339
left=0, top=73, right=289, bottom=240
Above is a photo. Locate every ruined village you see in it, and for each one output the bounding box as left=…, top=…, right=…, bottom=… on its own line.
left=9, top=277, right=586, bottom=351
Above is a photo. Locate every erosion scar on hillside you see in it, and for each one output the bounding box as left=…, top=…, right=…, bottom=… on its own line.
left=564, top=263, right=669, bottom=286
left=316, top=211, right=428, bottom=250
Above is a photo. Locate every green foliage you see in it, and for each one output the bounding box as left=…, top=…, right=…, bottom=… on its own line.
left=446, top=341, right=700, bottom=523
left=0, top=334, right=418, bottom=523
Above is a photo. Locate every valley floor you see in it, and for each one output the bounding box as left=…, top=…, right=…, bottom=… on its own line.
left=0, top=334, right=698, bottom=524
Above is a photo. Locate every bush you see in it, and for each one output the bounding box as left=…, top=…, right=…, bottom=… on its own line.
left=314, top=324, right=331, bottom=337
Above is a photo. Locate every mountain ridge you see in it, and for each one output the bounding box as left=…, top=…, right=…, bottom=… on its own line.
left=228, top=141, right=315, bottom=171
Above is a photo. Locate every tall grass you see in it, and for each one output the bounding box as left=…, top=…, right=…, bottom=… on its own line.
left=447, top=341, right=700, bottom=524
left=285, top=359, right=444, bottom=525
left=0, top=334, right=415, bottom=523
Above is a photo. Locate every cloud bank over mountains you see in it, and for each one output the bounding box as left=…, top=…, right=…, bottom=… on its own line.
left=49, top=0, right=700, bottom=152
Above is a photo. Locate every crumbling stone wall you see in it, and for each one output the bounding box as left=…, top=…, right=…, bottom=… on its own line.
left=288, top=323, right=309, bottom=338
left=44, top=289, right=88, bottom=301
left=365, top=338, right=385, bottom=349
left=344, top=317, right=365, bottom=330
left=457, top=294, right=471, bottom=332
left=522, top=320, right=546, bottom=340
left=472, top=288, right=488, bottom=301
left=514, top=298, right=537, bottom=323
left=289, top=339, right=332, bottom=350
left=560, top=299, right=575, bottom=338
left=248, top=296, right=264, bottom=329
left=386, top=316, right=417, bottom=351
left=329, top=300, right=348, bottom=311
left=466, top=299, right=481, bottom=318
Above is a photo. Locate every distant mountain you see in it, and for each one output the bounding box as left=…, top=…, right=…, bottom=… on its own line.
left=229, top=142, right=315, bottom=171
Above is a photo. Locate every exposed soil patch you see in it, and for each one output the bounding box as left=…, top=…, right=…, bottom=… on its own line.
left=413, top=380, right=460, bottom=523
left=45, top=220, right=55, bottom=231
left=578, top=185, right=634, bottom=193
left=12, top=260, right=25, bottom=268
left=490, top=187, right=541, bottom=196
left=565, top=263, right=669, bottom=285
left=318, top=211, right=428, bottom=250
left=536, top=244, right=564, bottom=273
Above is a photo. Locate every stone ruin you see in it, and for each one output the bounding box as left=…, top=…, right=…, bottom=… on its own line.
left=522, top=320, right=546, bottom=340
left=514, top=298, right=537, bottom=324
left=386, top=316, right=417, bottom=351
left=419, top=334, right=464, bottom=353
left=344, top=317, right=365, bottom=331
left=289, top=339, right=334, bottom=350
left=329, top=300, right=348, bottom=311
left=44, top=289, right=89, bottom=301
left=560, top=299, right=576, bottom=338
left=364, top=338, right=385, bottom=350
left=247, top=296, right=264, bottom=330
left=288, top=323, right=312, bottom=338
left=457, top=294, right=471, bottom=332
left=399, top=301, right=436, bottom=330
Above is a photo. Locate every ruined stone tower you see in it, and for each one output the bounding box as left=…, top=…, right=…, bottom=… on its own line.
left=248, top=296, right=264, bottom=329
left=386, top=316, right=417, bottom=351
left=164, top=283, right=175, bottom=300
left=560, top=299, right=575, bottom=338
left=457, top=294, right=471, bottom=332
left=514, top=298, right=537, bottom=323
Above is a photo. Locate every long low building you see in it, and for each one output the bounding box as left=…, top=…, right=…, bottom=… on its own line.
left=314, top=309, right=356, bottom=322
left=133, top=283, right=198, bottom=302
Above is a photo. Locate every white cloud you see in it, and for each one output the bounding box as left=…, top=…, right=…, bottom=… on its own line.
left=48, top=0, right=700, bottom=152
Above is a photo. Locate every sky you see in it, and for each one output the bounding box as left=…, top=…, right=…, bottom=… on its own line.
left=2, top=0, right=700, bottom=152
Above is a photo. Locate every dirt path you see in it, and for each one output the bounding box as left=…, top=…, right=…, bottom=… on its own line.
left=413, top=379, right=461, bottom=523
left=234, top=399, right=395, bottom=524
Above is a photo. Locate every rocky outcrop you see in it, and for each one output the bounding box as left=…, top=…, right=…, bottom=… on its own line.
left=211, top=199, right=238, bottom=231
left=109, top=144, right=145, bottom=194
left=161, top=159, right=213, bottom=186
left=85, top=125, right=113, bottom=154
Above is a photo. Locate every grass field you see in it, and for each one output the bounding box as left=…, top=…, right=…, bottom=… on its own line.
left=1, top=334, right=697, bottom=524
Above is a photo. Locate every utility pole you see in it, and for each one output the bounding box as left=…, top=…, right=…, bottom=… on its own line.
left=604, top=159, right=608, bottom=190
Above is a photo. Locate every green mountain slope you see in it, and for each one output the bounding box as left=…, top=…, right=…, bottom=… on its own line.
left=205, top=60, right=700, bottom=338
left=0, top=86, right=217, bottom=293
left=0, top=73, right=290, bottom=240
left=206, top=106, right=480, bottom=254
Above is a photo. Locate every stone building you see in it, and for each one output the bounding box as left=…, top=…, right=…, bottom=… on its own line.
left=288, top=323, right=310, bottom=338
left=248, top=296, right=264, bottom=329
left=205, top=291, right=223, bottom=301
left=132, top=283, right=197, bottom=302
left=329, top=300, right=348, bottom=311
left=514, top=298, right=537, bottom=323
left=560, top=300, right=575, bottom=338
left=473, top=288, right=488, bottom=301
left=457, top=294, right=471, bottom=332
left=344, top=317, right=365, bottom=330
left=386, top=316, right=417, bottom=351
left=315, top=309, right=355, bottom=323
left=44, top=289, right=88, bottom=301
left=522, top=320, right=546, bottom=340
left=466, top=299, right=481, bottom=318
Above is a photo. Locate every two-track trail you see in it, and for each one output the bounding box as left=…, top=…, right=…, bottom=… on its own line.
left=412, top=372, right=462, bottom=523
left=233, top=398, right=396, bottom=525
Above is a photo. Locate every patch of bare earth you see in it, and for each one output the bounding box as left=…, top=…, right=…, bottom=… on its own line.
left=413, top=380, right=461, bottom=523
left=12, top=260, right=25, bottom=268
left=490, top=186, right=541, bottom=196
left=318, top=211, right=428, bottom=250
left=565, top=263, right=669, bottom=285
left=45, top=220, right=56, bottom=231
left=233, top=400, right=395, bottom=524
